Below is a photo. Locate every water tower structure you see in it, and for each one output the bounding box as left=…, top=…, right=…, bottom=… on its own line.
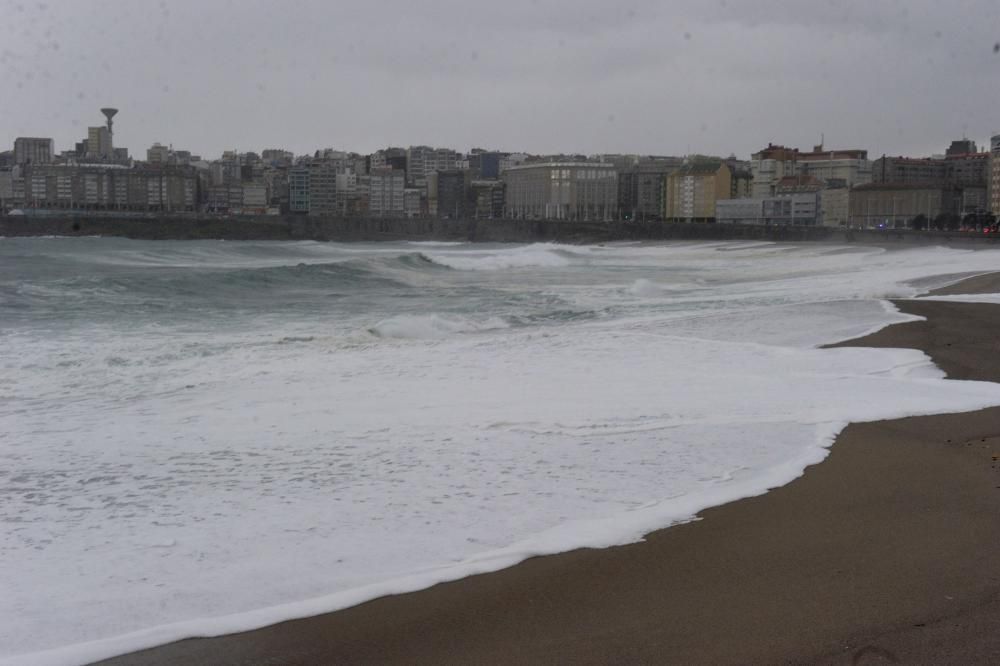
left=100, top=107, right=118, bottom=137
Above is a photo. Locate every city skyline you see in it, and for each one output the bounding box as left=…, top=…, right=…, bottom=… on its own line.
left=3, top=0, right=999, bottom=160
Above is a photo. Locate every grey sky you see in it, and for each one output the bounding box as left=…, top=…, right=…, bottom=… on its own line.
left=2, top=0, right=998, bottom=160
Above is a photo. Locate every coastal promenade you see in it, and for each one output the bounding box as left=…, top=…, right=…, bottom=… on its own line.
left=3, top=213, right=1000, bottom=246
left=96, top=275, right=1000, bottom=664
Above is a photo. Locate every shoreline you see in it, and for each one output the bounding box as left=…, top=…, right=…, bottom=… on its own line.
left=86, top=276, right=1000, bottom=665
left=4, top=214, right=1000, bottom=246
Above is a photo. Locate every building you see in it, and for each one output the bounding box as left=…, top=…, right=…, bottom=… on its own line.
left=147, top=143, right=171, bottom=163
left=750, top=145, right=800, bottom=197
left=13, top=137, right=54, bottom=166
left=871, top=156, right=948, bottom=184
left=798, top=148, right=871, bottom=186
left=86, top=126, right=113, bottom=160
left=403, top=188, right=422, bottom=218
left=716, top=192, right=822, bottom=225
left=288, top=166, right=310, bottom=213
left=617, top=157, right=683, bottom=221
left=752, top=143, right=871, bottom=196
left=468, top=150, right=504, bottom=180
left=353, top=174, right=371, bottom=216
left=499, top=153, right=529, bottom=173
left=406, top=146, right=461, bottom=188
left=369, top=148, right=407, bottom=175
left=848, top=183, right=960, bottom=229
left=205, top=184, right=244, bottom=212
left=715, top=198, right=765, bottom=225
left=727, top=158, right=753, bottom=199
left=369, top=167, right=405, bottom=217
left=435, top=170, right=472, bottom=219
left=335, top=171, right=358, bottom=215
left=470, top=180, right=505, bottom=219
left=19, top=163, right=197, bottom=212
left=0, top=167, right=16, bottom=207
left=664, top=160, right=732, bottom=222
left=307, top=161, right=338, bottom=216
left=241, top=184, right=268, bottom=211
left=946, top=139, right=977, bottom=156
left=262, top=149, right=294, bottom=166
left=991, top=134, right=1000, bottom=215
left=948, top=152, right=989, bottom=214
left=872, top=143, right=990, bottom=215
left=503, top=162, right=617, bottom=221
left=820, top=184, right=850, bottom=227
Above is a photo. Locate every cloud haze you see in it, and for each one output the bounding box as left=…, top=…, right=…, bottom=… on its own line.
left=2, top=0, right=998, bottom=159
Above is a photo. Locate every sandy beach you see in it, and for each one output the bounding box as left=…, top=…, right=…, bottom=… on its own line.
left=95, top=274, right=1000, bottom=666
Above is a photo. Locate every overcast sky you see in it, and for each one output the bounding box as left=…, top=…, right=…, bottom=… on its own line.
left=2, top=0, right=999, bottom=160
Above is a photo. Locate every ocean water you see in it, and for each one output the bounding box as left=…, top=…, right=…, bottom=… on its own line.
left=3, top=237, right=1000, bottom=665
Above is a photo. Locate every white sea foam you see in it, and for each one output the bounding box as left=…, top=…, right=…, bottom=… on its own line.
left=625, top=278, right=699, bottom=297
left=4, top=240, right=1000, bottom=665
left=368, top=313, right=509, bottom=339
left=914, top=294, right=1000, bottom=304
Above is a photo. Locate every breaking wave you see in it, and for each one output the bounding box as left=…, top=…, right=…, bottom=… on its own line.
left=422, top=244, right=582, bottom=271
left=0, top=253, right=449, bottom=312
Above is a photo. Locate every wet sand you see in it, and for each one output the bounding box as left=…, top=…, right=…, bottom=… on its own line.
left=97, top=276, right=1000, bottom=665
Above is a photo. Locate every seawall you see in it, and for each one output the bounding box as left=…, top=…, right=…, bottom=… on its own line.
left=2, top=214, right=997, bottom=246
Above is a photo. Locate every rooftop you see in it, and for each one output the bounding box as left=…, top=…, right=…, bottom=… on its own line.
left=853, top=181, right=957, bottom=191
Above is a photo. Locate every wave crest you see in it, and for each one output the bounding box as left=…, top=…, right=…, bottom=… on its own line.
left=423, top=244, right=578, bottom=271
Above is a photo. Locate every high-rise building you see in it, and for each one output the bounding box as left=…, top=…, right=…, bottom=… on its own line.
left=307, top=161, right=338, bottom=216
left=13, top=137, right=54, bottom=166
left=87, top=127, right=113, bottom=160
left=288, top=166, right=310, bottom=213
left=369, top=168, right=405, bottom=217
left=435, top=170, right=472, bottom=219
